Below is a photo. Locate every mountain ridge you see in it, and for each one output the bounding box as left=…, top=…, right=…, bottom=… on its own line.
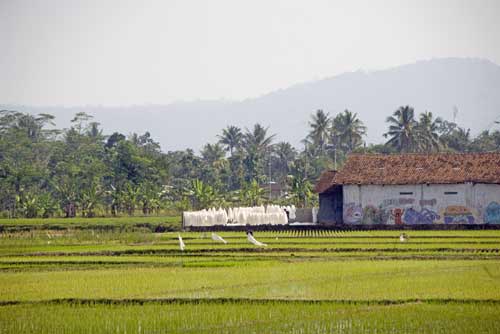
left=2, top=57, right=500, bottom=151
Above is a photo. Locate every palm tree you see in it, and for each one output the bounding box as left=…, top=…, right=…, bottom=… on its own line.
left=217, top=125, right=243, bottom=156
left=201, top=143, right=228, bottom=189
left=273, top=142, right=297, bottom=173
left=417, top=111, right=443, bottom=152
left=201, top=143, right=226, bottom=165
left=471, top=130, right=499, bottom=152
left=441, top=127, right=471, bottom=152
left=307, top=109, right=331, bottom=153
left=12, top=112, right=56, bottom=141
left=243, top=124, right=276, bottom=154
left=272, top=142, right=297, bottom=186
left=332, top=110, right=367, bottom=152
left=384, top=106, right=420, bottom=152
left=242, top=124, right=276, bottom=180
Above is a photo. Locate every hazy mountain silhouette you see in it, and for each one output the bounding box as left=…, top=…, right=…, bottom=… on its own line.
left=3, top=57, right=500, bottom=151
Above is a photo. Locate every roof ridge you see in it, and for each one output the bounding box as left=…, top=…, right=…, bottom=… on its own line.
left=348, top=152, right=500, bottom=157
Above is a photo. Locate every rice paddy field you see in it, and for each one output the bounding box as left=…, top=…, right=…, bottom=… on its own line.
left=1, top=219, right=500, bottom=333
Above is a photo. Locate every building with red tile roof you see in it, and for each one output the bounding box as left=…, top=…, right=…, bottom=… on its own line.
left=315, top=153, right=500, bottom=225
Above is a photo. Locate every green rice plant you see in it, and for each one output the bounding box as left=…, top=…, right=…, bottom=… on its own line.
left=1, top=259, right=500, bottom=302
left=0, top=216, right=181, bottom=232
left=0, top=300, right=499, bottom=334
left=1, top=229, right=500, bottom=332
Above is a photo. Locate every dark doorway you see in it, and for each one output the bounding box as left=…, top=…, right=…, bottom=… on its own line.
left=318, top=186, right=343, bottom=224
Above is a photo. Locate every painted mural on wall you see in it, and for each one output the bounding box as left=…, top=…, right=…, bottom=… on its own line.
left=343, top=202, right=363, bottom=224
left=361, top=205, right=390, bottom=224
left=392, top=208, right=404, bottom=225
left=344, top=198, right=439, bottom=225
left=379, top=198, right=439, bottom=225
left=403, top=208, right=440, bottom=225
left=343, top=197, right=450, bottom=225
left=341, top=197, right=499, bottom=225
left=443, top=206, right=475, bottom=224
left=484, top=202, right=500, bottom=224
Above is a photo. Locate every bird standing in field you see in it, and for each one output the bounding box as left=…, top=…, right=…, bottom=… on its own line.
left=399, top=233, right=408, bottom=243
left=211, top=232, right=227, bottom=244
left=178, top=234, right=186, bottom=251
left=246, top=230, right=267, bottom=247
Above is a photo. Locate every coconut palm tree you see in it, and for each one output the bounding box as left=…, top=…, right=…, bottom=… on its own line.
left=384, top=106, right=420, bottom=152
left=272, top=141, right=297, bottom=187
left=273, top=142, right=297, bottom=174
left=201, top=143, right=228, bottom=189
left=441, top=127, right=472, bottom=152
left=417, top=111, right=443, bottom=152
left=201, top=143, right=226, bottom=166
left=242, top=124, right=276, bottom=180
left=243, top=124, right=276, bottom=153
left=332, top=110, right=367, bottom=152
left=307, top=109, right=331, bottom=154
left=217, top=125, right=243, bottom=156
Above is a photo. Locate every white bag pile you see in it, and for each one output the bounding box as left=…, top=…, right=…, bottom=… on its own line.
left=183, top=208, right=228, bottom=227
left=183, top=205, right=294, bottom=226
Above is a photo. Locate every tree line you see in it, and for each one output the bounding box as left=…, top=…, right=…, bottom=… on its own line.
left=0, top=107, right=498, bottom=218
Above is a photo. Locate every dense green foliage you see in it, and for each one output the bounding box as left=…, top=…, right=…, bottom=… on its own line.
left=1, top=229, right=500, bottom=333
left=1, top=108, right=499, bottom=218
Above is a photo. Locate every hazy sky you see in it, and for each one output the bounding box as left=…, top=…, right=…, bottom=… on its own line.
left=1, top=0, right=499, bottom=106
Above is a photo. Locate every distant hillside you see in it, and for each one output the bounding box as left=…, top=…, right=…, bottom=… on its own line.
left=3, top=58, right=500, bottom=151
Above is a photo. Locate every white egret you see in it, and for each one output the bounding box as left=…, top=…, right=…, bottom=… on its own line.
left=178, top=234, right=186, bottom=251
left=211, top=233, right=227, bottom=244
left=246, top=231, right=267, bottom=247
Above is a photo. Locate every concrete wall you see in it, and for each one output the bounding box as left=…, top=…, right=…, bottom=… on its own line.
left=292, top=208, right=313, bottom=223
left=342, top=183, right=500, bottom=225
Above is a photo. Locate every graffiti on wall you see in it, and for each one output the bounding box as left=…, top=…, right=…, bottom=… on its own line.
left=341, top=198, right=496, bottom=225
left=392, top=208, right=404, bottom=225
left=419, top=199, right=437, bottom=206
left=382, top=198, right=415, bottom=207
left=343, top=197, right=441, bottom=224
left=362, top=205, right=390, bottom=224
left=403, top=208, right=440, bottom=224
left=484, top=202, right=500, bottom=224
left=343, top=203, right=363, bottom=224
left=443, top=206, right=475, bottom=224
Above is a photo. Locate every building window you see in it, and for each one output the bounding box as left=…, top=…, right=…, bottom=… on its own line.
left=399, top=192, right=413, bottom=195
left=444, top=191, right=458, bottom=195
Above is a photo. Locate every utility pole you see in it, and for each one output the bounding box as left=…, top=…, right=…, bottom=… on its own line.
left=334, top=147, right=337, bottom=170
left=268, top=150, right=272, bottom=200
left=304, top=143, right=308, bottom=208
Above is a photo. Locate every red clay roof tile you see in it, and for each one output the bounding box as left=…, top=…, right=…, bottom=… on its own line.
left=315, top=152, right=500, bottom=193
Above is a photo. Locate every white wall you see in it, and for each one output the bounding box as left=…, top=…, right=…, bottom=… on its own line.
left=342, top=183, right=500, bottom=224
